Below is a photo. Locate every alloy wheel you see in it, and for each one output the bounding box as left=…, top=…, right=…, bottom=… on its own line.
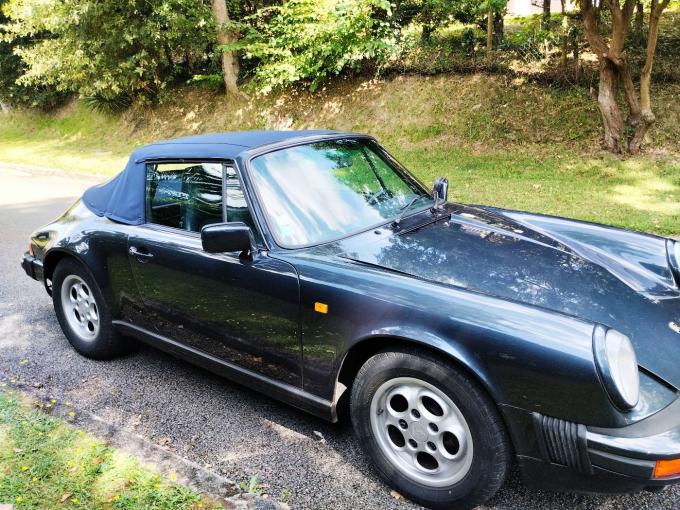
left=370, top=376, right=474, bottom=487
left=60, top=274, right=100, bottom=341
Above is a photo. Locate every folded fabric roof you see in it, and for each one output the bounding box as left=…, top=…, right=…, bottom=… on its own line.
left=82, top=130, right=343, bottom=225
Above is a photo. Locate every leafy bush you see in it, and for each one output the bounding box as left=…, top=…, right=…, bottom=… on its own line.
left=233, top=0, right=400, bottom=93
left=0, top=0, right=65, bottom=109
left=3, top=0, right=216, bottom=107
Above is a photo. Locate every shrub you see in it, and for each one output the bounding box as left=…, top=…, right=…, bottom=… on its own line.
left=232, top=0, right=400, bottom=93
left=3, top=0, right=216, bottom=107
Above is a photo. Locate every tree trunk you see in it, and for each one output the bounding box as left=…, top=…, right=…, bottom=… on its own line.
left=421, top=24, right=434, bottom=43
left=634, top=2, right=644, bottom=43
left=559, top=0, right=568, bottom=68
left=543, top=0, right=551, bottom=27
left=597, top=60, right=625, bottom=153
left=629, top=0, right=669, bottom=153
left=618, top=58, right=641, bottom=127
left=211, top=0, right=239, bottom=95
left=486, top=8, right=494, bottom=59
left=493, top=12, right=504, bottom=46
left=571, top=29, right=580, bottom=80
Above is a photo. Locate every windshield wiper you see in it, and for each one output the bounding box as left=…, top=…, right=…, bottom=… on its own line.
left=392, top=196, right=421, bottom=227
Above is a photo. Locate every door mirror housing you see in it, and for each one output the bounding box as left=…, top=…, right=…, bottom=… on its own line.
left=432, top=177, right=448, bottom=208
left=201, top=222, right=252, bottom=255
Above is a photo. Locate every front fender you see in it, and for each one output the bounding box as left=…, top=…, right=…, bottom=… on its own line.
left=291, top=254, right=663, bottom=430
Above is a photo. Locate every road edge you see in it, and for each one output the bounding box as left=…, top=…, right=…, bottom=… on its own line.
left=0, top=376, right=285, bottom=510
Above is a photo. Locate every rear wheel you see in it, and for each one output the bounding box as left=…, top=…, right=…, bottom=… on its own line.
left=350, top=349, right=511, bottom=510
left=52, top=258, right=127, bottom=359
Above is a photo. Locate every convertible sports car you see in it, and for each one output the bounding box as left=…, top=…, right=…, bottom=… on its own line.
left=21, top=130, right=680, bottom=509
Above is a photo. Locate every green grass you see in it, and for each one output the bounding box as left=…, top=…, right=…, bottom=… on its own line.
left=392, top=145, right=680, bottom=236
left=0, top=392, right=222, bottom=510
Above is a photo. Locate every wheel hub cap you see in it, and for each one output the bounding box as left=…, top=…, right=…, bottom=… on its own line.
left=370, top=376, right=474, bottom=487
left=60, top=275, right=100, bottom=341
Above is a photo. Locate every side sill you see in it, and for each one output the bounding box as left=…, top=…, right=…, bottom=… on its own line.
left=113, top=320, right=337, bottom=422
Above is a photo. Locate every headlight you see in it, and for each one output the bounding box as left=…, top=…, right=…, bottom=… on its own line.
left=593, top=326, right=639, bottom=410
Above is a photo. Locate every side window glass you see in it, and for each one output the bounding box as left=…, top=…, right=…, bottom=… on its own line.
left=225, top=166, right=259, bottom=238
left=146, top=162, right=223, bottom=232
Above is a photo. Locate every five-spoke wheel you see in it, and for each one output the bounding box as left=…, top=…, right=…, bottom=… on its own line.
left=351, top=349, right=511, bottom=510
left=60, top=274, right=100, bottom=340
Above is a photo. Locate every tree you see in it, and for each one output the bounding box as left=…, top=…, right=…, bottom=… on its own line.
left=486, top=4, right=494, bottom=57
left=581, top=0, right=671, bottom=153
left=211, top=0, right=240, bottom=95
left=0, top=0, right=64, bottom=108
left=4, top=0, right=214, bottom=107
left=634, top=1, right=644, bottom=42
left=480, top=0, right=507, bottom=57
left=234, top=0, right=398, bottom=93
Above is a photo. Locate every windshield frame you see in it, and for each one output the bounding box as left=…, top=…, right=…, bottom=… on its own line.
left=242, top=134, right=434, bottom=250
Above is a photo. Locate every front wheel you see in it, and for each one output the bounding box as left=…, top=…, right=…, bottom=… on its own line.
left=350, top=349, right=511, bottom=510
left=52, top=258, right=128, bottom=359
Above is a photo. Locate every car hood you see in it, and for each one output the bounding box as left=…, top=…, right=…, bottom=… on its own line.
left=333, top=203, right=680, bottom=389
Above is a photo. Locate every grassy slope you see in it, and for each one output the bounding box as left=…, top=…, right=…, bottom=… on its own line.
left=0, top=74, right=679, bottom=234
left=0, top=391, right=221, bottom=510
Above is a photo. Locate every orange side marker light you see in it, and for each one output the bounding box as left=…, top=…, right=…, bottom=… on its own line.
left=654, top=458, right=680, bottom=479
left=314, top=302, right=328, bottom=314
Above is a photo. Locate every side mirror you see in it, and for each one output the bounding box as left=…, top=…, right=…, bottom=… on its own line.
left=201, top=222, right=252, bottom=256
left=432, top=176, right=448, bottom=208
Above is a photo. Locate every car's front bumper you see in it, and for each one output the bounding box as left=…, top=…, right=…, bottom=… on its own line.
left=504, top=399, right=680, bottom=493
left=21, top=252, right=44, bottom=281
left=586, top=397, right=680, bottom=484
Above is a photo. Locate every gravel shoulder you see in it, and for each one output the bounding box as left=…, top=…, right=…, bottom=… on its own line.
left=1, top=164, right=679, bottom=509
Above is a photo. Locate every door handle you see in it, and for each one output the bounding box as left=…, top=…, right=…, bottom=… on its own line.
left=129, top=246, right=154, bottom=262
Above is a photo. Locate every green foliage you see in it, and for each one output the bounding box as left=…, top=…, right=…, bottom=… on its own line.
left=231, top=0, right=399, bottom=93
left=0, top=0, right=65, bottom=109
left=3, top=0, right=216, bottom=106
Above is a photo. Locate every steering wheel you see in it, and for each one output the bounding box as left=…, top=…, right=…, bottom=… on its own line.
left=367, top=189, right=389, bottom=205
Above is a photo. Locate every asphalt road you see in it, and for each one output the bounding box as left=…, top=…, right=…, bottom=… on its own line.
left=1, top=165, right=678, bottom=509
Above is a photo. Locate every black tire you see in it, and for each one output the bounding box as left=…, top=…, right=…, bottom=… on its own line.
left=350, top=348, right=511, bottom=510
left=52, top=258, right=128, bottom=359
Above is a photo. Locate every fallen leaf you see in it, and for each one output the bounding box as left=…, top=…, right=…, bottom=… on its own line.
left=60, top=492, right=73, bottom=502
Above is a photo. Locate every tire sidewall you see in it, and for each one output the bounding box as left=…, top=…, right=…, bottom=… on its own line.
left=52, top=258, right=121, bottom=359
left=351, top=350, right=509, bottom=509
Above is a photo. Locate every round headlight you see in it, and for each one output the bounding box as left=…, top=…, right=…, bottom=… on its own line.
left=594, top=327, right=639, bottom=410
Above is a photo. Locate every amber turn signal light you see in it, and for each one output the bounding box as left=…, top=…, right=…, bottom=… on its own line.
left=654, top=458, right=680, bottom=479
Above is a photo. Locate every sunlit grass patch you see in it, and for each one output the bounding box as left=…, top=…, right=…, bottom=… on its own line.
left=0, top=392, right=222, bottom=510
left=393, top=144, right=680, bottom=235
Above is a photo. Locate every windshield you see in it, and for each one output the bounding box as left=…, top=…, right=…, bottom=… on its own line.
left=249, top=138, right=433, bottom=247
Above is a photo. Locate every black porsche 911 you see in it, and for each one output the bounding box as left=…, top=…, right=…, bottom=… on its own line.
left=22, top=130, right=680, bottom=509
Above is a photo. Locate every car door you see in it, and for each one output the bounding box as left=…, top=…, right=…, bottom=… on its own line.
left=127, top=161, right=302, bottom=387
